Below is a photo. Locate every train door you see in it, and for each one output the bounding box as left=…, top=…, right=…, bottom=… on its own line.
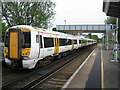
left=72, top=40, right=74, bottom=50
left=37, top=34, right=44, bottom=59
left=8, top=29, right=22, bottom=59
left=54, top=38, right=59, bottom=54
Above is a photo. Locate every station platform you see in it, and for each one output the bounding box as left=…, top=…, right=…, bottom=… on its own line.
left=63, top=45, right=119, bottom=89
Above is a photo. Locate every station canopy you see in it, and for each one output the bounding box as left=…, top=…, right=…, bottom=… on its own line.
left=103, top=0, right=120, bottom=18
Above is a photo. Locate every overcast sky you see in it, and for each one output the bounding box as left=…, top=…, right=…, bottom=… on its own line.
left=52, top=0, right=107, bottom=38
left=52, top=0, right=107, bottom=25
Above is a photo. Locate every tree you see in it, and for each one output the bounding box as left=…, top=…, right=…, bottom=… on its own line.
left=2, top=1, right=56, bottom=29
left=87, top=33, right=92, bottom=39
left=92, top=35, right=98, bottom=39
left=87, top=33, right=98, bottom=40
left=2, top=23, right=9, bottom=42
left=104, top=17, right=116, bottom=24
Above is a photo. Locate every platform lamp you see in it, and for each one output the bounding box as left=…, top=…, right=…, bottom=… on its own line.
left=64, top=20, right=66, bottom=25
left=64, top=20, right=66, bottom=31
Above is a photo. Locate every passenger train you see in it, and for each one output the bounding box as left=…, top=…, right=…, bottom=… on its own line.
left=4, top=25, right=96, bottom=69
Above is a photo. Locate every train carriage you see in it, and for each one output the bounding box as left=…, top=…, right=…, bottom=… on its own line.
left=4, top=25, right=96, bottom=69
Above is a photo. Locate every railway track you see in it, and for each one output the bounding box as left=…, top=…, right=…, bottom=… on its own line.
left=2, top=44, right=97, bottom=90
left=26, top=45, right=97, bottom=90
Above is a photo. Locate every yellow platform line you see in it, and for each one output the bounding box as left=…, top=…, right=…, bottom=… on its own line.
left=101, top=49, right=104, bottom=89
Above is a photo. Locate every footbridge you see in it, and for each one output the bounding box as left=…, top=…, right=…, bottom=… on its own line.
left=56, top=24, right=116, bottom=50
left=56, top=24, right=115, bottom=34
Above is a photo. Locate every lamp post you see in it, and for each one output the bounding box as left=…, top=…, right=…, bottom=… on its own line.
left=64, top=20, right=66, bottom=30
left=64, top=20, right=66, bottom=25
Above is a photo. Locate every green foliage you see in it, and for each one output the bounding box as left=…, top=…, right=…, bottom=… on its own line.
left=87, top=33, right=92, bottom=39
left=2, top=1, right=56, bottom=29
left=87, top=33, right=98, bottom=39
left=2, top=23, right=9, bottom=42
left=104, top=17, right=116, bottom=24
left=92, top=35, right=98, bottom=39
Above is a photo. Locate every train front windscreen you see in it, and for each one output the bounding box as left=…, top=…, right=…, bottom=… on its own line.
left=4, top=29, right=31, bottom=59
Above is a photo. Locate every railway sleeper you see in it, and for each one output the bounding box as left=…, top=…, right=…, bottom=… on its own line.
left=40, top=83, right=62, bottom=89
left=47, top=81, right=66, bottom=85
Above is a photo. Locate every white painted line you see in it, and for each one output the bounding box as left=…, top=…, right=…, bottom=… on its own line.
left=92, top=53, right=96, bottom=56
left=62, top=48, right=96, bottom=89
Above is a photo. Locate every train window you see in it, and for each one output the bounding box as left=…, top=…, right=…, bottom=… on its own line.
left=40, top=36, right=43, bottom=48
left=59, top=39, right=66, bottom=46
left=88, top=40, right=91, bottom=43
left=59, top=39, right=72, bottom=46
left=44, top=37, right=54, bottom=48
left=5, top=32, right=9, bottom=47
left=36, top=35, right=39, bottom=43
left=82, top=40, right=87, bottom=43
left=36, top=35, right=43, bottom=48
left=79, top=40, right=82, bottom=44
left=22, top=32, right=31, bottom=48
left=66, top=39, right=72, bottom=45
left=74, top=40, right=77, bottom=44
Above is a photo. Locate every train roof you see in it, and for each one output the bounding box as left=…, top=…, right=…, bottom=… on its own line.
left=10, top=25, right=37, bottom=31
left=9, top=25, right=96, bottom=41
left=10, top=25, right=73, bottom=37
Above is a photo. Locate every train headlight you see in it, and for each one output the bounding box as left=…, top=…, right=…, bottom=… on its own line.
left=23, top=56, right=30, bottom=60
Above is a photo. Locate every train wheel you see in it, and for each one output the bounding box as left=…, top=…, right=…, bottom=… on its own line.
left=57, top=54, right=62, bottom=59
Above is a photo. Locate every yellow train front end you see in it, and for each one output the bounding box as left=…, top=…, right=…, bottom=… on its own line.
left=4, top=28, right=31, bottom=69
